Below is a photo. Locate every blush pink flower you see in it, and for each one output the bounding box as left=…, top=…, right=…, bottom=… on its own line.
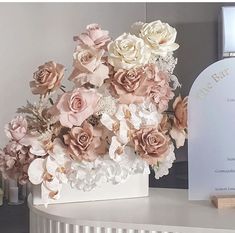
left=5, top=116, right=28, bottom=141
left=0, top=142, right=35, bottom=184
left=133, top=127, right=170, bottom=165
left=170, top=95, right=188, bottom=149
left=56, top=88, right=101, bottom=128
left=110, top=65, right=157, bottom=104
left=63, top=121, right=106, bottom=161
left=69, top=47, right=109, bottom=87
left=73, top=24, right=111, bottom=50
left=30, top=61, right=65, bottom=95
left=148, top=71, right=174, bottom=112
left=173, top=95, right=188, bottom=130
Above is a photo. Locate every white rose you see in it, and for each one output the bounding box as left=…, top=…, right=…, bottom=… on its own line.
left=139, top=20, right=179, bottom=57
left=108, top=33, right=151, bottom=70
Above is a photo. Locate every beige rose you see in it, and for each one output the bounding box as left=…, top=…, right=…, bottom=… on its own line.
left=108, top=33, right=151, bottom=70
left=173, top=95, right=188, bottom=130
left=133, top=127, right=170, bottom=165
left=63, top=121, right=105, bottom=161
left=30, top=61, right=65, bottom=95
left=139, top=20, right=179, bottom=56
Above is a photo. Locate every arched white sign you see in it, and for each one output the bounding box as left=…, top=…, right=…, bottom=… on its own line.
left=188, top=58, right=235, bottom=200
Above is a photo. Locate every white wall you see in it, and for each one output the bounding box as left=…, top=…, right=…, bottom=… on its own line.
left=0, top=3, right=146, bottom=146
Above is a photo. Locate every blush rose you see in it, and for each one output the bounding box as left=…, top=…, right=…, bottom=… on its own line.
left=5, top=116, right=28, bottom=141
left=30, top=61, right=65, bottom=95
left=133, top=127, right=170, bottom=165
left=73, top=24, right=111, bottom=50
left=56, top=88, right=101, bottom=128
left=63, top=121, right=106, bottom=161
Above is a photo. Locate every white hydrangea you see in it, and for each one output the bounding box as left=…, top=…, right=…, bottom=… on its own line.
left=153, top=144, right=176, bottom=179
left=67, top=146, right=150, bottom=191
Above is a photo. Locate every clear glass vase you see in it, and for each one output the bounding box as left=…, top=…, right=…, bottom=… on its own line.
left=8, top=179, right=25, bottom=205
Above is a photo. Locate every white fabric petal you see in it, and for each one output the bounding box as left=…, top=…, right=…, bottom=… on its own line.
left=44, top=177, right=62, bottom=192
left=118, top=120, right=129, bottom=144
left=100, top=113, right=116, bottom=131
left=46, top=156, right=58, bottom=177
left=49, top=138, right=68, bottom=166
left=20, top=135, right=47, bottom=156
left=28, top=158, right=45, bottom=185
left=109, top=136, right=125, bottom=161
left=170, top=127, right=186, bottom=149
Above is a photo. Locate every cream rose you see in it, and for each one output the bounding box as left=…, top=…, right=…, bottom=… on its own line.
left=108, top=33, right=151, bottom=70
left=139, top=20, right=179, bottom=56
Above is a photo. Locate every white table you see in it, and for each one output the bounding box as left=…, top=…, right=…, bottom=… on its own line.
left=28, top=188, right=235, bottom=233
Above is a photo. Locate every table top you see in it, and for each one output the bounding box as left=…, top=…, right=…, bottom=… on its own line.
left=28, top=188, right=235, bottom=231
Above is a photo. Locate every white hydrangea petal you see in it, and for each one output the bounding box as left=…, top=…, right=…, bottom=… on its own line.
left=137, top=102, right=161, bottom=126
left=170, top=74, right=181, bottom=90
left=153, top=144, right=175, bottom=179
left=28, top=158, right=45, bottom=185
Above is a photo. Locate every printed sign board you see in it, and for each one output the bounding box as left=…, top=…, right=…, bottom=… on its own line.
left=188, top=58, right=235, bottom=200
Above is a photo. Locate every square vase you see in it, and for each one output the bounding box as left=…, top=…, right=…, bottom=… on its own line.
left=32, top=173, right=149, bottom=205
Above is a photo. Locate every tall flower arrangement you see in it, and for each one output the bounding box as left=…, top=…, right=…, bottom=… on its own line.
left=0, top=21, right=187, bottom=204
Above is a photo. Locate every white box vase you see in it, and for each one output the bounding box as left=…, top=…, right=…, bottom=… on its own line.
left=32, top=173, right=149, bottom=205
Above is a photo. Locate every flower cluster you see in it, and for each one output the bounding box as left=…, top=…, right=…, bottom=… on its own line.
left=1, top=21, right=188, bottom=204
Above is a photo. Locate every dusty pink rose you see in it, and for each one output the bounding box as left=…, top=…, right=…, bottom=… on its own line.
left=0, top=142, right=35, bottom=184
left=170, top=95, right=188, bottom=149
left=69, top=47, right=109, bottom=87
left=30, top=61, right=65, bottom=95
left=5, top=116, right=28, bottom=141
left=173, top=95, right=188, bottom=130
left=56, top=87, right=101, bottom=128
left=133, top=127, right=170, bottom=165
left=64, top=121, right=106, bottom=161
left=159, top=114, right=171, bottom=134
left=110, top=65, right=157, bottom=104
left=73, top=24, right=111, bottom=50
left=148, top=71, right=174, bottom=112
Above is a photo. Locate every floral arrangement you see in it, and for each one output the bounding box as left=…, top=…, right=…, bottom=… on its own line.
left=0, top=21, right=187, bottom=204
